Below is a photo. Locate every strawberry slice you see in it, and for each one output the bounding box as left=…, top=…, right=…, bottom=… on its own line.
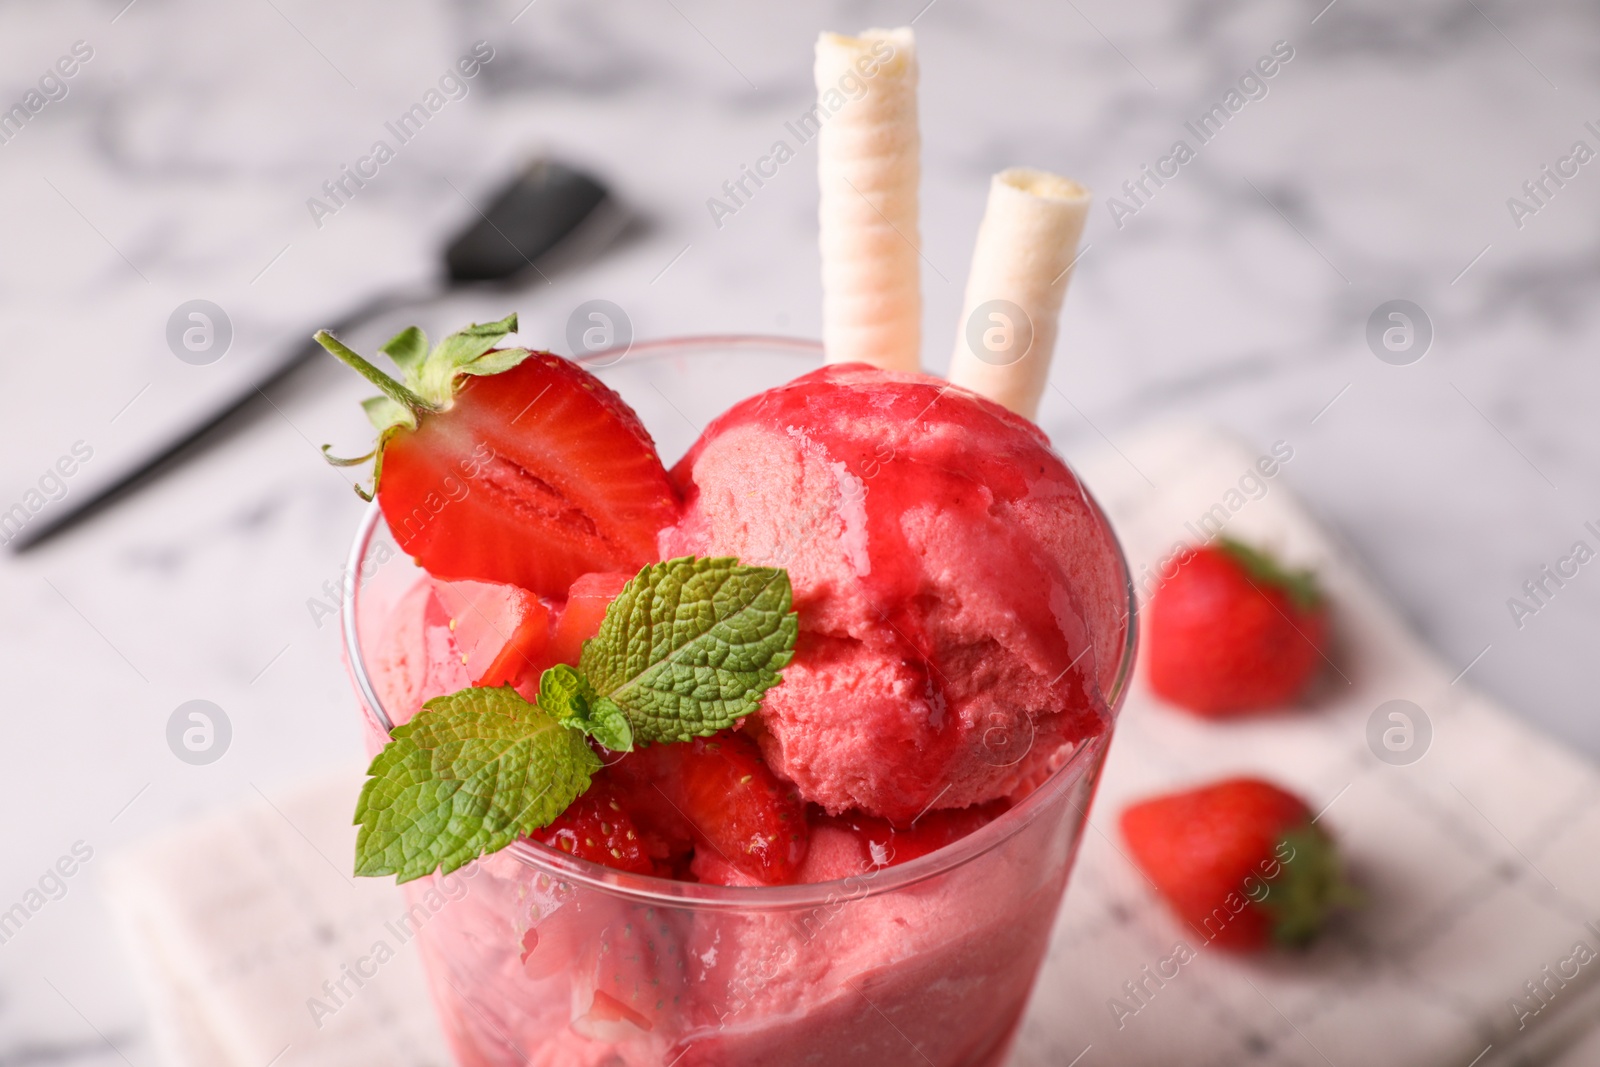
left=548, top=571, right=633, bottom=667
left=520, top=886, right=624, bottom=982
left=317, top=315, right=680, bottom=599
left=812, top=801, right=1009, bottom=872
left=570, top=906, right=690, bottom=1043
left=580, top=990, right=653, bottom=1035
left=366, top=579, right=470, bottom=731
left=687, top=848, right=765, bottom=887
left=429, top=578, right=553, bottom=688
left=531, top=780, right=658, bottom=875
left=650, top=733, right=809, bottom=885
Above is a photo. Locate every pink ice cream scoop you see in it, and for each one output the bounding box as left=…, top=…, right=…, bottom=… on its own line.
left=661, top=363, right=1128, bottom=823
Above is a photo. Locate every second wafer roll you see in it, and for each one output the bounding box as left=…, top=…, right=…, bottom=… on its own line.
left=949, top=168, right=1090, bottom=419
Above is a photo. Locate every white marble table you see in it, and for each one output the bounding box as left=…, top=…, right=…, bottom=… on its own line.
left=1, top=0, right=1596, bottom=1062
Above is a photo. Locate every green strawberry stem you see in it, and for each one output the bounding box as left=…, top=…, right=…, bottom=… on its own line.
left=1216, top=536, right=1323, bottom=613
left=320, top=443, right=375, bottom=467
left=1265, top=824, right=1361, bottom=946
left=314, top=329, right=439, bottom=419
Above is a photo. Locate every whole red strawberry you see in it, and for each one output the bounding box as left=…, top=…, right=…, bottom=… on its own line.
left=1120, top=777, right=1355, bottom=951
left=317, top=314, right=680, bottom=599
left=1145, top=538, right=1328, bottom=716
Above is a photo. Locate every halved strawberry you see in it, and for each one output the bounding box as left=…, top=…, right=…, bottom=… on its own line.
left=531, top=780, right=657, bottom=876
left=317, top=315, right=680, bottom=598
left=650, top=733, right=809, bottom=885
left=429, top=578, right=553, bottom=688
left=548, top=571, right=633, bottom=667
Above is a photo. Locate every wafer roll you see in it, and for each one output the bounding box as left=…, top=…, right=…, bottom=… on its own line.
left=815, top=28, right=921, bottom=372
left=949, top=168, right=1090, bottom=419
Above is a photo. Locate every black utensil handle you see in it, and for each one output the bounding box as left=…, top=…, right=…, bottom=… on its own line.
left=8, top=286, right=434, bottom=552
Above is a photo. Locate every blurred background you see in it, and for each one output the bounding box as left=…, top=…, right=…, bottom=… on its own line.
left=2, top=0, right=1598, bottom=1063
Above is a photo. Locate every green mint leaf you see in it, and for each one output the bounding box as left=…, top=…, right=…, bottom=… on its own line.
left=538, top=663, right=634, bottom=752
left=380, top=325, right=429, bottom=376
left=412, top=313, right=532, bottom=405
left=353, top=686, right=601, bottom=883
left=584, top=697, right=633, bottom=752
left=580, top=556, right=798, bottom=744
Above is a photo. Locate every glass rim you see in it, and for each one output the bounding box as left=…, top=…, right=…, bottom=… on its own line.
left=341, top=333, right=1139, bottom=911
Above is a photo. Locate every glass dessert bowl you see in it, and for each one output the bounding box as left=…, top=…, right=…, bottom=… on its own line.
left=342, top=337, right=1137, bottom=1067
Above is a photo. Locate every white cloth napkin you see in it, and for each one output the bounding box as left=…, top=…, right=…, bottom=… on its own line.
left=106, top=425, right=1600, bottom=1066
left=104, top=779, right=452, bottom=1067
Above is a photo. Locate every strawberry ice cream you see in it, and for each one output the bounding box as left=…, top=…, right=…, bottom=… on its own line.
left=661, top=363, right=1128, bottom=822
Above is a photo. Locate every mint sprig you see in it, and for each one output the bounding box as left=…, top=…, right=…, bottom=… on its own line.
left=354, top=686, right=601, bottom=883
left=353, top=556, right=797, bottom=881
